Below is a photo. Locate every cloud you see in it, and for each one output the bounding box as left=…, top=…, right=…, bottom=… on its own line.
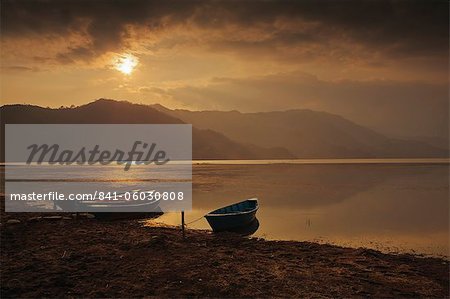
left=1, top=65, right=40, bottom=72
left=1, top=0, right=447, bottom=141
left=55, top=46, right=96, bottom=64
left=1, top=0, right=447, bottom=65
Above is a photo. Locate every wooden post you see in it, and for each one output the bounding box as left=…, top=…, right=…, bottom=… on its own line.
left=181, top=211, right=185, bottom=238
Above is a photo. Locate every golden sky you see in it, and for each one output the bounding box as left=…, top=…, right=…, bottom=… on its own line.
left=0, top=0, right=448, bottom=138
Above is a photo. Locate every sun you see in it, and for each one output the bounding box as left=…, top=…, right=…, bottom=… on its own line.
left=114, top=54, right=138, bottom=75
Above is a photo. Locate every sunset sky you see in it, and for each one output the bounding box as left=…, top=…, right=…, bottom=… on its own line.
left=1, top=0, right=448, bottom=139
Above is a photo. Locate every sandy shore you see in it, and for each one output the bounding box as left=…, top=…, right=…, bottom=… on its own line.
left=1, top=212, right=449, bottom=298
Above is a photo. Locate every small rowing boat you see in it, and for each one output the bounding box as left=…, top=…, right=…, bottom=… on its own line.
left=205, top=198, right=258, bottom=232
left=54, top=190, right=161, bottom=213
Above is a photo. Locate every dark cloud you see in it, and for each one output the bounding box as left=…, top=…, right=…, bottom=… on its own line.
left=55, top=46, right=96, bottom=64
left=1, top=0, right=448, bottom=62
left=1, top=65, right=40, bottom=72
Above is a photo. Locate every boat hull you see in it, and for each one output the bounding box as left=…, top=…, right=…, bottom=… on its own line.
left=79, top=201, right=161, bottom=213
left=55, top=199, right=161, bottom=213
left=205, top=199, right=259, bottom=232
left=92, top=211, right=162, bottom=221
left=205, top=209, right=257, bottom=231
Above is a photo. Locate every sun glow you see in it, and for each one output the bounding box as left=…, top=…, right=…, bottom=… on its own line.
left=114, top=54, right=138, bottom=75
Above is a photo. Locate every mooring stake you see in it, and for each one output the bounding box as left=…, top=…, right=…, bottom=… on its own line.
left=181, top=211, right=185, bottom=238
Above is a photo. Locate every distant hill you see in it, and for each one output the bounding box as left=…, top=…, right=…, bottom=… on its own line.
left=0, top=99, right=293, bottom=160
left=1, top=99, right=447, bottom=160
left=152, top=105, right=449, bottom=158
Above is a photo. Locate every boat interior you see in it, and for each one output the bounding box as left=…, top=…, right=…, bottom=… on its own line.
left=210, top=199, right=258, bottom=214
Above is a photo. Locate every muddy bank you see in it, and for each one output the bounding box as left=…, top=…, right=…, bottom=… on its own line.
left=1, top=214, right=449, bottom=298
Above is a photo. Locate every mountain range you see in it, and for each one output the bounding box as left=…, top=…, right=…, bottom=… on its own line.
left=151, top=104, right=448, bottom=158
left=1, top=99, right=447, bottom=160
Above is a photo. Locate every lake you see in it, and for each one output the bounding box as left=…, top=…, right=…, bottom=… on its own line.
left=149, top=160, right=449, bottom=257
left=2, top=159, right=448, bottom=256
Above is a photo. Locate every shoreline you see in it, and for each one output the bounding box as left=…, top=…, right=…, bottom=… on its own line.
left=150, top=216, right=450, bottom=260
left=192, top=158, right=450, bottom=165
left=1, top=213, right=449, bottom=298
left=2, top=157, right=450, bottom=167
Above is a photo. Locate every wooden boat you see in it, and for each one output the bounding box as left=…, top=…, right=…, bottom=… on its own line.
left=205, top=198, right=259, bottom=232
left=55, top=190, right=161, bottom=213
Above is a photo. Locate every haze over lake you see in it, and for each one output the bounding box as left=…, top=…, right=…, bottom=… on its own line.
left=2, top=159, right=448, bottom=256
left=152, top=160, right=449, bottom=257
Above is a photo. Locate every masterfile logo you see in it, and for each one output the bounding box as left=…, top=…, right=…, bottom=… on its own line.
left=5, top=124, right=192, bottom=212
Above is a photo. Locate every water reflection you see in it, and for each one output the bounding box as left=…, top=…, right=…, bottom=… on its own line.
left=2, top=162, right=448, bottom=256
left=224, top=218, right=260, bottom=236
left=152, top=163, right=449, bottom=257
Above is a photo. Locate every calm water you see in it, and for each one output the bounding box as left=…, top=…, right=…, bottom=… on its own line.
left=2, top=159, right=449, bottom=256
left=150, top=161, right=449, bottom=257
